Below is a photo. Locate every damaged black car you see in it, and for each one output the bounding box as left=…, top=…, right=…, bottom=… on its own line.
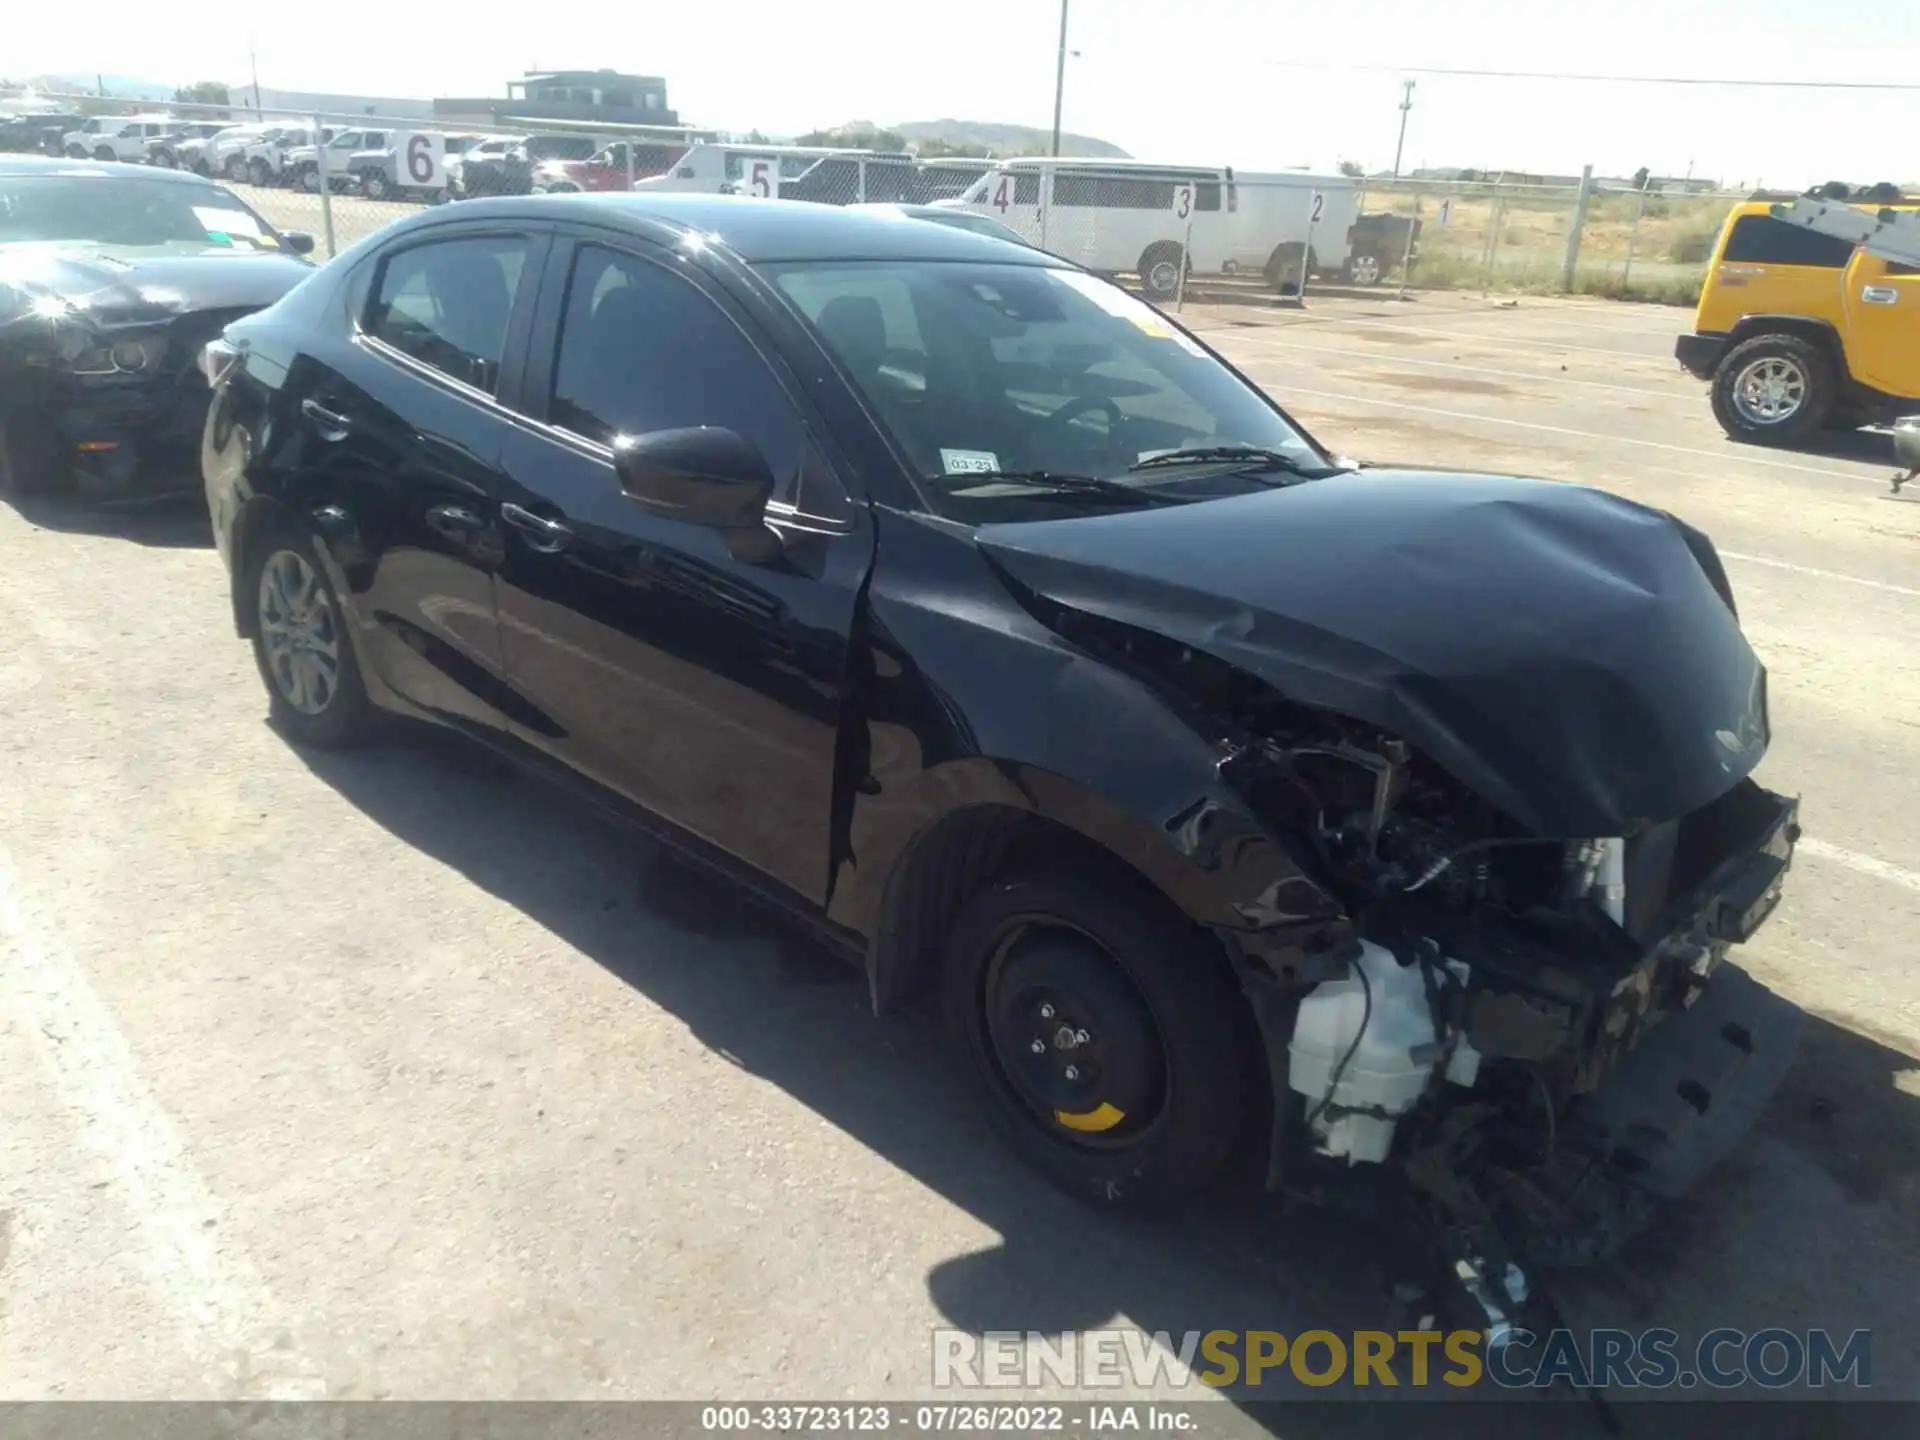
left=201, top=195, right=1801, bottom=1340
left=0, top=157, right=316, bottom=502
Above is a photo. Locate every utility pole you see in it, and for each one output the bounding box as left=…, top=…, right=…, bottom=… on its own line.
left=1392, top=79, right=1415, bottom=178
left=249, top=39, right=262, bottom=111
left=1049, top=0, right=1070, bottom=157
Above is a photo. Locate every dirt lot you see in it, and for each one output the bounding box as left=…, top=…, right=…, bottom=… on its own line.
left=0, top=289, right=1915, bottom=1422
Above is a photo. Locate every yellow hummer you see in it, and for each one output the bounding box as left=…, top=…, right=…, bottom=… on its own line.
left=1676, top=195, right=1920, bottom=444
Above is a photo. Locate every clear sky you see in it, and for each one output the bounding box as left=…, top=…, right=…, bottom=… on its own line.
left=9, top=0, right=1917, bottom=188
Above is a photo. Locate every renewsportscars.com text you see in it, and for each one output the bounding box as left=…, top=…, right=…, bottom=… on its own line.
left=932, top=1327, right=1872, bottom=1390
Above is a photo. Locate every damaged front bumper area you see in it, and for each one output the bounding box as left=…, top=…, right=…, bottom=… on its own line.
left=2, top=307, right=240, bottom=502
left=1264, top=771, right=1800, bottom=1345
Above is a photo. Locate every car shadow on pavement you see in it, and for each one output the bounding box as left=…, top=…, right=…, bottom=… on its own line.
left=2, top=490, right=213, bottom=548
left=291, top=722, right=1920, bottom=1426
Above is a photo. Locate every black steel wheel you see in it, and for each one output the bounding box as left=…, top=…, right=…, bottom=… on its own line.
left=943, top=870, right=1258, bottom=1210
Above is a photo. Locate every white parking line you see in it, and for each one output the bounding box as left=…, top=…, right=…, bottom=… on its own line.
left=1225, top=331, right=1697, bottom=404
left=1200, top=310, right=1684, bottom=362
left=1720, top=551, right=1920, bottom=600
left=1269, top=383, right=1878, bottom=480
left=1797, top=836, right=1920, bottom=895
left=0, top=846, right=325, bottom=1399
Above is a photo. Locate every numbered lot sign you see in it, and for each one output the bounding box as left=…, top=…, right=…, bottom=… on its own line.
left=1173, top=183, right=1195, bottom=220
left=738, top=155, right=781, bottom=199
left=396, top=132, right=445, bottom=190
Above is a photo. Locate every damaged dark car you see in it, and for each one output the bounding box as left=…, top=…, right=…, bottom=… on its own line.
left=200, top=194, right=1802, bottom=1342
left=0, top=157, right=316, bottom=502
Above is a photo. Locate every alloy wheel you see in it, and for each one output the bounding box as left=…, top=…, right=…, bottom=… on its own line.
left=1731, top=355, right=1807, bottom=425
left=257, top=549, right=341, bottom=716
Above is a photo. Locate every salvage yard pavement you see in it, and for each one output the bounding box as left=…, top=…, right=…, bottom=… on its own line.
left=0, top=290, right=1916, bottom=1417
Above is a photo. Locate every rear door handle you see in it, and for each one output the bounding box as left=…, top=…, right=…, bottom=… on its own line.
left=425, top=503, right=488, bottom=538
left=300, top=397, right=352, bottom=440
left=500, top=501, right=573, bottom=553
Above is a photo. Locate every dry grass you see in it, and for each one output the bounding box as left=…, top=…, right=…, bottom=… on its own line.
left=1351, top=184, right=1735, bottom=307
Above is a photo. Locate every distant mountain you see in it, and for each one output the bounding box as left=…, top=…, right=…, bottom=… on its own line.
left=15, top=73, right=175, bottom=101
left=892, top=119, right=1127, bottom=159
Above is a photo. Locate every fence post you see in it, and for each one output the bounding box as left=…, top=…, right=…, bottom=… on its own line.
left=1174, top=207, right=1194, bottom=313
left=626, top=139, right=635, bottom=190
left=1561, top=163, right=1595, bottom=292
left=1621, top=177, right=1650, bottom=290
left=857, top=157, right=867, bottom=204
left=1298, top=189, right=1318, bottom=304
left=1396, top=195, right=1420, bottom=301
left=1482, top=182, right=1503, bottom=296
left=315, top=115, right=336, bottom=258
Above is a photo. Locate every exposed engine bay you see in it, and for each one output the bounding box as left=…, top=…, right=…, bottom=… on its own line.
left=1044, top=600, right=1804, bottom=1356
left=1223, top=696, right=1801, bottom=1347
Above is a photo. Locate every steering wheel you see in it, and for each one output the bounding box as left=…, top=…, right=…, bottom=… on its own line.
left=1040, top=394, right=1126, bottom=464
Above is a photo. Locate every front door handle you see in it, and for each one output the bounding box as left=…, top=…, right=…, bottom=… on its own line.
left=500, top=501, right=573, bottom=553
left=1863, top=285, right=1899, bottom=305
left=300, top=397, right=353, bottom=440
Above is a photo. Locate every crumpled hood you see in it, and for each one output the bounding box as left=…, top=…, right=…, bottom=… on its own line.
left=0, top=247, right=312, bottom=332
left=976, top=469, right=1768, bottom=838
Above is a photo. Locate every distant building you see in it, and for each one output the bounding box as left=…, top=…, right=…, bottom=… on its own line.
left=237, top=86, right=434, bottom=120
left=434, top=69, right=680, bottom=130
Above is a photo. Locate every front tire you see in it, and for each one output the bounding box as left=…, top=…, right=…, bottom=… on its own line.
left=942, top=870, right=1259, bottom=1211
left=361, top=170, right=390, bottom=201
left=1345, top=251, right=1384, bottom=286
left=246, top=526, right=374, bottom=748
left=93, top=145, right=116, bottom=163
left=248, top=156, right=273, bottom=187
left=1710, top=333, right=1836, bottom=444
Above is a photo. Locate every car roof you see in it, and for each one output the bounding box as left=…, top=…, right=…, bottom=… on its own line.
left=431, top=192, right=1063, bottom=265
left=0, top=154, right=228, bottom=187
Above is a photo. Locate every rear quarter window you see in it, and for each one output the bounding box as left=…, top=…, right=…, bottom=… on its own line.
left=1722, top=214, right=1856, bottom=268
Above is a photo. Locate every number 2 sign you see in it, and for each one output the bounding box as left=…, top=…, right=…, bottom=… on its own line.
left=1310, top=190, right=1324, bottom=224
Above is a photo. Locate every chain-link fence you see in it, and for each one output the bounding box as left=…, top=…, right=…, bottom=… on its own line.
left=1, top=87, right=1755, bottom=309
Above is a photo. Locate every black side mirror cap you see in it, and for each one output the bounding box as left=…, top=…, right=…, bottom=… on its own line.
left=281, top=230, right=316, bottom=256
left=612, top=426, right=774, bottom=530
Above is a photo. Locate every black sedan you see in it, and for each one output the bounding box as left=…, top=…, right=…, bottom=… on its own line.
left=0, top=156, right=316, bottom=502
left=201, top=193, right=1801, bottom=1327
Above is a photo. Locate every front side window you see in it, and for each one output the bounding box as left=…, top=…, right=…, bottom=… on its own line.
left=770, top=260, right=1330, bottom=522
left=547, top=245, right=813, bottom=508
left=365, top=234, right=530, bottom=394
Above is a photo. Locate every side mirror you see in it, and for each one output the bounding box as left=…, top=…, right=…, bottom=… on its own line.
left=281, top=230, right=316, bottom=256
left=612, top=427, right=774, bottom=529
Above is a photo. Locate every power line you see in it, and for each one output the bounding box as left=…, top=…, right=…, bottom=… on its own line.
left=1151, top=55, right=1920, bottom=91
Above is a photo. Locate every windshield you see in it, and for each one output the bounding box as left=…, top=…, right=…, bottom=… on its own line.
left=768, top=260, right=1332, bottom=521
left=0, top=175, right=287, bottom=253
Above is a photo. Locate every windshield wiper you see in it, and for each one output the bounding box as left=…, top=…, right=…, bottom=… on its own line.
left=938, top=469, right=1181, bottom=506
left=1127, top=444, right=1326, bottom=478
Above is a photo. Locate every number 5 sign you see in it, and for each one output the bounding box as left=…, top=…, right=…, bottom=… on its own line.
left=739, top=156, right=781, bottom=199
left=396, top=132, right=445, bottom=190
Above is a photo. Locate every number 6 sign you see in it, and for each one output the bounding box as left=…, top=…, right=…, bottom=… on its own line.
left=740, top=156, right=780, bottom=199
left=395, top=132, right=445, bottom=190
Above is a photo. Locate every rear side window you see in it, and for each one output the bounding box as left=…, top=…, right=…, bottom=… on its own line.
left=1722, top=215, right=1856, bottom=268
left=366, top=235, right=530, bottom=394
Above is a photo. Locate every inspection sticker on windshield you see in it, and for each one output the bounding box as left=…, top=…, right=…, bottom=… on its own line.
left=941, top=448, right=1001, bottom=475
left=1053, top=270, right=1206, bottom=355
left=193, top=206, right=264, bottom=243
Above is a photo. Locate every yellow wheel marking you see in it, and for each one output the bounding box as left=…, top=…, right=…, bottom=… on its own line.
left=1054, top=1102, right=1126, bottom=1133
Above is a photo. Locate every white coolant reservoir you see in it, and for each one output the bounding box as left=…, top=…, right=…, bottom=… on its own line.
left=1287, top=940, right=1479, bottom=1165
